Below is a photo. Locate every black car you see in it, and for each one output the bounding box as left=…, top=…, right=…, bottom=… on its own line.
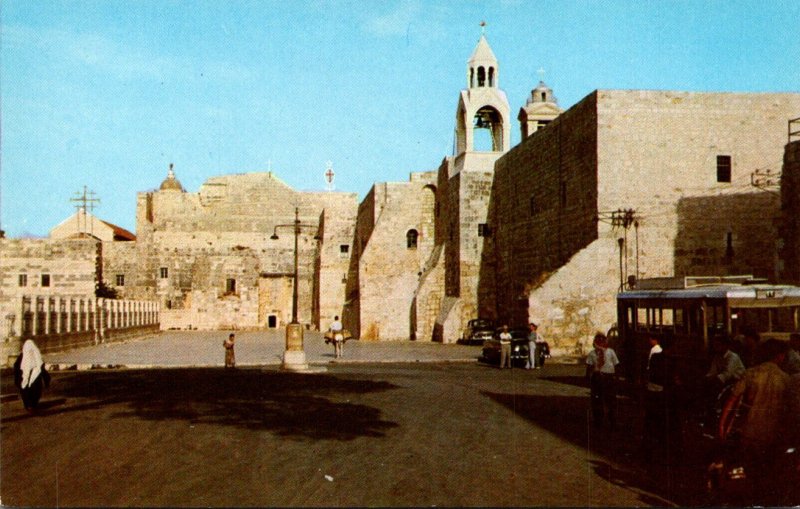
left=481, top=327, right=530, bottom=367
left=460, top=318, right=496, bottom=345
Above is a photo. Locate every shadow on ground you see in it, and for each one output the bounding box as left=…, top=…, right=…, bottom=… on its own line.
left=482, top=390, right=709, bottom=506
left=5, top=368, right=400, bottom=441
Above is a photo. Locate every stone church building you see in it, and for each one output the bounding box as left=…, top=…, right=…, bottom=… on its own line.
left=2, top=33, right=799, bottom=356
left=343, top=35, right=800, bottom=353
left=102, top=166, right=358, bottom=331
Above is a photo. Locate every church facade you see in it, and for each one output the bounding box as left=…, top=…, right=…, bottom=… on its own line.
left=344, top=35, right=800, bottom=354
left=3, top=33, right=799, bottom=357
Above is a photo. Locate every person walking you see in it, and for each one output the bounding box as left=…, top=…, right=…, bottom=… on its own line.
left=330, top=316, right=344, bottom=359
left=526, top=323, right=538, bottom=370
left=13, top=339, right=50, bottom=411
left=223, top=333, right=236, bottom=368
left=499, top=325, right=512, bottom=369
left=586, top=332, right=619, bottom=429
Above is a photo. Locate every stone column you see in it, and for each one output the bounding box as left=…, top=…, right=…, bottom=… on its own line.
left=98, top=298, right=105, bottom=343
left=44, top=298, right=52, bottom=335
left=54, top=297, right=62, bottom=334
left=16, top=296, right=25, bottom=338
left=32, top=297, right=40, bottom=336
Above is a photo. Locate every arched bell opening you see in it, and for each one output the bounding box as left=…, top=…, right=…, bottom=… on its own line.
left=472, top=106, right=503, bottom=152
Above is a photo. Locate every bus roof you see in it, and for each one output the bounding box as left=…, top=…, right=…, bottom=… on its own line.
left=618, top=283, right=800, bottom=304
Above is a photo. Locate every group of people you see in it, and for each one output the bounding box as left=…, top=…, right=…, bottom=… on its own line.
left=711, top=331, right=800, bottom=503
left=221, top=315, right=348, bottom=367
left=497, top=322, right=549, bottom=369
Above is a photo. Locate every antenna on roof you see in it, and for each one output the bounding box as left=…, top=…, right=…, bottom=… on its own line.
left=70, top=186, right=100, bottom=237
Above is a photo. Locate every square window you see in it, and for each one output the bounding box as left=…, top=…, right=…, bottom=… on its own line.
left=18, top=274, right=27, bottom=287
left=41, top=274, right=50, bottom=287
left=116, top=274, right=125, bottom=286
left=717, top=155, right=732, bottom=183
left=340, top=244, right=349, bottom=254
left=478, top=223, right=492, bottom=237
left=160, top=267, right=169, bottom=279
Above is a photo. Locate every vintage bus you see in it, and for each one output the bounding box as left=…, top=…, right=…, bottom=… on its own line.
left=615, top=275, right=800, bottom=387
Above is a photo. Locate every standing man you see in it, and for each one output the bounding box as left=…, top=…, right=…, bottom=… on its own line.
left=330, top=316, right=344, bottom=359
left=526, top=323, right=538, bottom=370
left=719, top=339, right=790, bottom=504
left=223, top=333, right=236, bottom=368
left=586, top=332, right=620, bottom=429
left=499, top=325, right=512, bottom=369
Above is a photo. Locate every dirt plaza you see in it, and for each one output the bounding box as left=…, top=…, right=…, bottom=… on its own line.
left=0, top=337, right=717, bottom=507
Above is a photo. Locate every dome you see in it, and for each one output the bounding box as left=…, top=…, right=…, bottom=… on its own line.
left=159, top=164, right=185, bottom=192
left=527, top=81, right=558, bottom=105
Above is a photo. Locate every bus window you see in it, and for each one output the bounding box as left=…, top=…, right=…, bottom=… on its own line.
left=673, top=308, right=685, bottom=334
left=637, top=307, right=648, bottom=331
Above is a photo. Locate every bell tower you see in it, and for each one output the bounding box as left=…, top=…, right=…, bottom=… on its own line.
left=455, top=28, right=511, bottom=156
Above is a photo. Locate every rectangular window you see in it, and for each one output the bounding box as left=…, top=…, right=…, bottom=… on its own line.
left=41, top=274, right=50, bottom=287
left=116, top=274, right=125, bottom=286
left=225, top=278, right=236, bottom=294
left=717, top=155, right=732, bottom=183
left=160, top=267, right=169, bottom=279
left=18, top=274, right=27, bottom=287
left=478, top=223, right=491, bottom=237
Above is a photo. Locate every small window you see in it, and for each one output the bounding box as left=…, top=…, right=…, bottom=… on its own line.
left=407, top=229, right=419, bottom=249
left=541, top=92, right=547, bottom=101
left=478, top=223, right=492, bottom=237
left=160, top=267, right=169, bottom=279
left=477, top=66, right=486, bottom=87
left=340, top=244, right=349, bottom=254
left=226, top=278, right=236, bottom=294
left=18, top=274, right=27, bottom=287
left=717, top=155, right=732, bottom=183
left=116, top=274, right=125, bottom=287
left=41, top=274, right=50, bottom=287
left=537, top=120, right=550, bottom=129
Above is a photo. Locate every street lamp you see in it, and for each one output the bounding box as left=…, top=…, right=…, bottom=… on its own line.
left=270, top=207, right=321, bottom=371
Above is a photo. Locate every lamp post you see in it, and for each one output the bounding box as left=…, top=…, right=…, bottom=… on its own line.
left=270, top=207, right=320, bottom=371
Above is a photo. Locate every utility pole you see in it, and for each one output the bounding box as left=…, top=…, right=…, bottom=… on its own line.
left=70, top=186, right=100, bottom=237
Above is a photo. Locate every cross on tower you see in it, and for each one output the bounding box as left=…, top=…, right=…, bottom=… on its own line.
left=537, top=67, right=546, bottom=81
left=480, top=20, right=486, bottom=35
left=325, top=161, right=335, bottom=191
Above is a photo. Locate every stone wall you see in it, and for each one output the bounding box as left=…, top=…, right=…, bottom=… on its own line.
left=491, top=90, right=800, bottom=354
left=106, top=172, right=357, bottom=331
left=0, top=238, right=99, bottom=323
left=491, top=93, right=599, bottom=331
left=354, top=173, right=437, bottom=340
left=780, top=140, right=800, bottom=283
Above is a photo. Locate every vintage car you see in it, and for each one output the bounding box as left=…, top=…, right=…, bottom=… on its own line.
left=460, top=318, right=496, bottom=345
left=481, top=327, right=530, bottom=366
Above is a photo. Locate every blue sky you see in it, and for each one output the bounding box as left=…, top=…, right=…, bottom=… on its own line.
left=2, top=0, right=798, bottom=238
